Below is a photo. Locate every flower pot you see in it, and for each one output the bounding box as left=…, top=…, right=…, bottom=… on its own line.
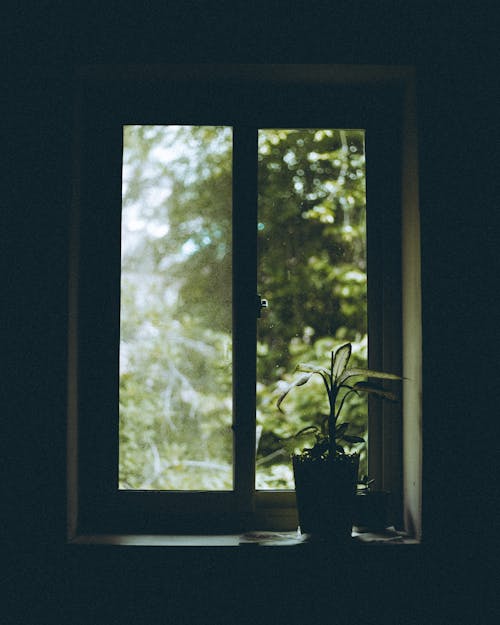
left=292, top=454, right=359, bottom=540
left=353, top=490, right=391, bottom=531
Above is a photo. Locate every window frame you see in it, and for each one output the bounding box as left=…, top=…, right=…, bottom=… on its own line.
left=67, top=64, right=421, bottom=538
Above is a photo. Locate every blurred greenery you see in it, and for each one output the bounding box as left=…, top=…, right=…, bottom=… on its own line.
left=119, top=125, right=368, bottom=490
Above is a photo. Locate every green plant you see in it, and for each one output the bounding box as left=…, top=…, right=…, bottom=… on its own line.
left=277, top=342, right=402, bottom=461
left=357, top=475, right=375, bottom=491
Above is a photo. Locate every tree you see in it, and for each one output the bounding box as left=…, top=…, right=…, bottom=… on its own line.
left=119, top=125, right=368, bottom=490
left=255, top=129, right=368, bottom=486
left=120, top=125, right=233, bottom=489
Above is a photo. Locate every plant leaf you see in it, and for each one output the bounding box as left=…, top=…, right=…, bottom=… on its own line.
left=359, top=475, right=375, bottom=485
left=295, top=364, right=331, bottom=394
left=335, top=422, right=349, bottom=436
left=294, top=425, right=319, bottom=438
left=332, top=343, right=352, bottom=382
left=295, top=363, right=329, bottom=376
left=295, top=372, right=313, bottom=387
left=276, top=373, right=312, bottom=412
left=338, top=367, right=402, bottom=385
left=343, top=434, right=365, bottom=444
left=352, top=381, right=398, bottom=401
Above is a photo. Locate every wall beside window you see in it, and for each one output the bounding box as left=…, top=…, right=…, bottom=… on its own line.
left=4, top=5, right=493, bottom=624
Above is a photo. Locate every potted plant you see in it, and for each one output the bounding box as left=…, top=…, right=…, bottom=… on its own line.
left=277, top=342, right=401, bottom=540
left=354, top=475, right=392, bottom=532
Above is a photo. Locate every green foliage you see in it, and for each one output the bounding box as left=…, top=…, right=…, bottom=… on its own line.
left=276, top=342, right=402, bottom=462
left=119, top=125, right=374, bottom=490
left=255, top=128, right=369, bottom=486
left=119, top=126, right=233, bottom=489
left=358, top=475, right=375, bottom=492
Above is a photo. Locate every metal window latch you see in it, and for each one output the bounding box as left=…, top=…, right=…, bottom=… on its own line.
left=256, top=294, right=268, bottom=318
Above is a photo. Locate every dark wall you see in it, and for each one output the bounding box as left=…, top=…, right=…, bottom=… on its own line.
left=4, top=4, right=497, bottom=624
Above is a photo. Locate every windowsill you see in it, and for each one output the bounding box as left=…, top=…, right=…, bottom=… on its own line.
left=69, top=527, right=420, bottom=547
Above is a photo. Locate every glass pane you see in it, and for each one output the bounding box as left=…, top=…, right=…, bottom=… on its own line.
left=256, top=129, right=367, bottom=489
left=119, top=125, right=233, bottom=490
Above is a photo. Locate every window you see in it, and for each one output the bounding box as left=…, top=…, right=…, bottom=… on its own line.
left=68, top=65, right=421, bottom=538
left=119, top=125, right=235, bottom=492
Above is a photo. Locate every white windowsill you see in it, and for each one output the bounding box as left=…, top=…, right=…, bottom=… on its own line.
left=69, top=527, right=419, bottom=547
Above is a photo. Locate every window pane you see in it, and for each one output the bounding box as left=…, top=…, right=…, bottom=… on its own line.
left=256, top=129, right=367, bottom=489
left=119, top=125, right=233, bottom=490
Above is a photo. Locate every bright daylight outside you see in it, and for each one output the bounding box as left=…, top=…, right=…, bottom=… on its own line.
left=119, top=125, right=367, bottom=491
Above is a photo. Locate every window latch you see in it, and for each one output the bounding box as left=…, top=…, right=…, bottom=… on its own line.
left=256, top=294, right=268, bottom=318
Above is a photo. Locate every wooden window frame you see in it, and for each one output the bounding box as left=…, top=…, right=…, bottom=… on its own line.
left=67, top=64, right=421, bottom=539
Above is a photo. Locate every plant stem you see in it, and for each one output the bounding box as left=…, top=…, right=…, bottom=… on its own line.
left=328, top=350, right=337, bottom=459
left=328, top=388, right=336, bottom=459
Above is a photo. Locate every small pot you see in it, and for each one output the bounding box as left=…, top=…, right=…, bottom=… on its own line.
left=293, top=454, right=359, bottom=540
left=353, top=490, right=391, bottom=531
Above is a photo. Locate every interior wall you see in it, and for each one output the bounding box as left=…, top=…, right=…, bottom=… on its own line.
left=4, top=4, right=496, bottom=624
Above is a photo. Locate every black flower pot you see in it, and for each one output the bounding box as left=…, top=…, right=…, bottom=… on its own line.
left=292, top=454, right=359, bottom=540
left=353, top=490, right=391, bottom=531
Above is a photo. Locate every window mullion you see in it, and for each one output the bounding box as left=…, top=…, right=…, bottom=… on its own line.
left=232, top=126, right=258, bottom=523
